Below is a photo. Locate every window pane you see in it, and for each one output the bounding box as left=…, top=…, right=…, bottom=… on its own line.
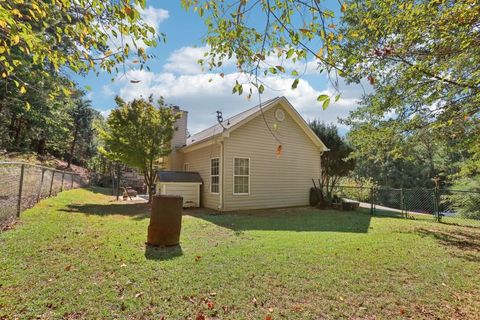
left=234, top=176, right=249, bottom=194
left=234, top=158, right=249, bottom=175
left=211, top=158, right=219, bottom=175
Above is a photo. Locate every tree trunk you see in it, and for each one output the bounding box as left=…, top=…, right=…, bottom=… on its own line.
left=67, top=126, right=79, bottom=168
left=37, top=138, right=46, bottom=155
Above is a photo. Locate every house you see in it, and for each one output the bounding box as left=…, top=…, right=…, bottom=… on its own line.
left=155, top=96, right=329, bottom=211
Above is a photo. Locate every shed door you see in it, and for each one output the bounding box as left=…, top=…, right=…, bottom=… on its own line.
left=164, top=183, right=200, bottom=208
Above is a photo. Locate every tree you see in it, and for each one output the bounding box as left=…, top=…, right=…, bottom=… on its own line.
left=184, top=1, right=479, bottom=115
left=309, top=120, right=354, bottom=199
left=99, top=96, right=179, bottom=202
left=66, top=97, right=100, bottom=168
left=0, top=67, right=73, bottom=154
left=182, top=0, right=344, bottom=104
left=337, top=0, right=479, bottom=128
left=1, top=0, right=161, bottom=98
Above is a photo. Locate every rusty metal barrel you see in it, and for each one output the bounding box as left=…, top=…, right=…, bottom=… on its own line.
left=147, top=195, right=183, bottom=246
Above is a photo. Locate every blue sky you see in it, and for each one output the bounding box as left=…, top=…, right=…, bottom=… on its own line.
left=73, top=1, right=367, bottom=135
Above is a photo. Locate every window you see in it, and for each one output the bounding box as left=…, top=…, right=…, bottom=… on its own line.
left=183, top=163, right=190, bottom=171
left=210, top=158, right=219, bottom=194
left=233, top=158, right=249, bottom=195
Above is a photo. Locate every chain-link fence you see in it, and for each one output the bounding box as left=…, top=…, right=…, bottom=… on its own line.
left=324, top=185, right=480, bottom=227
left=0, top=162, right=86, bottom=226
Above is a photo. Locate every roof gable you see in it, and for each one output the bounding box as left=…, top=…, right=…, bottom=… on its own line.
left=181, top=96, right=329, bottom=152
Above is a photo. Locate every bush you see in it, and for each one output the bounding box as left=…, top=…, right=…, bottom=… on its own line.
left=337, top=176, right=376, bottom=202
left=445, top=175, right=480, bottom=220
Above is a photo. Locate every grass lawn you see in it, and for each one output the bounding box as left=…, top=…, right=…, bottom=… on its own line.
left=1, top=188, right=479, bottom=319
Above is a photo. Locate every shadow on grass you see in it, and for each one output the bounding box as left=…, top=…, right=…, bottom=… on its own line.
left=61, top=202, right=150, bottom=220
left=144, top=244, right=183, bottom=261
left=188, top=207, right=374, bottom=233
left=86, top=186, right=116, bottom=195
left=416, top=227, right=480, bottom=262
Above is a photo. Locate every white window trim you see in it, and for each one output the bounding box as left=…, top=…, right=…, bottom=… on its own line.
left=183, top=163, right=190, bottom=172
left=233, top=157, right=250, bottom=195
left=210, top=157, right=220, bottom=194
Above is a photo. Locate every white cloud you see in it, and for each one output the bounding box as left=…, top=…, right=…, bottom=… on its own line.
left=138, top=6, right=169, bottom=31
left=102, top=85, right=115, bottom=97
left=98, top=109, right=111, bottom=119
left=115, top=69, right=367, bottom=134
left=163, top=46, right=236, bottom=75
left=163, top=46, right=322, bottom=76
left=105, top=6, right=169, bottom=51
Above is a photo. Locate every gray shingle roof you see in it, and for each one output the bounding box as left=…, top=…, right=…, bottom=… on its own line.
left=185, top=97, right=280, bottom=147
left=156, top=171, right=203, bottom=183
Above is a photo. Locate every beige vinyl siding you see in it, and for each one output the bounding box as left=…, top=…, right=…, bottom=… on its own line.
left=165, top=150, right=184, bottom=171
left=182, top=143, right=221, bottom=210
left=223, top=105, right=321, bottom=211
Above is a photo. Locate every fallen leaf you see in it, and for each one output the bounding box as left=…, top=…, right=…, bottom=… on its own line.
left=252, top=297, right=258, bottom=307
left=120, top=263, right=127, bottom=267
left=400, top=308, right=406, bottom=315
left=65, top=264, right=72, bottom=271
left=135, top=292, right=144, bottom=298
left=268, top=307, right=274, bottom=312
left=265, top=315, right=273, bottom=320
left=208, top=292, right=217, bottom=297
left=206, top=300, right=214, bottom=310
left=196, top=313, right=205, bottom=320
left=195, top=256, right=202, bottom=262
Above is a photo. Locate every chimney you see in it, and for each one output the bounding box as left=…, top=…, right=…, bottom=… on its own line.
left=171, top=106, right=188, bottom=148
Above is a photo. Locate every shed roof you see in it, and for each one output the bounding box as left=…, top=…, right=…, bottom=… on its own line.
left=156, top=171, right=203, bottom=183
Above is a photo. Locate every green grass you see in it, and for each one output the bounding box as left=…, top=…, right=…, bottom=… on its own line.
left=1, top=188, right=479, bottom=319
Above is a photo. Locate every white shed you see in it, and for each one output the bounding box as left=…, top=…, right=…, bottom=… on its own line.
left=155, top=171, right=203, bottom=208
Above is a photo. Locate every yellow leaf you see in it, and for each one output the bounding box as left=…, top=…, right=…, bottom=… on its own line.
left=316, top=47, right=324, bottom=58
left=0, top=20, right=6, bottom=28
left=0, top=46, right=5, bottom=54
left=13, top=35, right=20, bottom=45
left=20, top=86, right=26, bottom=94
left=11, top=9, right=22, bottom=17
left=341, top=3, right=347, bottom=12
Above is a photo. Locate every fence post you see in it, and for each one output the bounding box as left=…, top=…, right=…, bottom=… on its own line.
left=116, top=164, right=121, bottom=201
left=37, top=168, right=45, bottom=202
left=49, top=171, right=55, bottom=196
left=60, top=171, right=65, bottom=192
left=400, top=188, right=406, bottom=218
left=17, top=164, right=25, bottom=217
left=433, top=187, right=440, bottom=222
left=71, top=173, right=74, bottom=189
left=370, top=186, right=375, bottom=215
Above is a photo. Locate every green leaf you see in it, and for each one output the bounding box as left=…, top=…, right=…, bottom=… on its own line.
left=85, top=85, right=92, bottom=91
left=335, top=94, right=341, bottom=102
left=258, top=84, right=265, bottom=94
left=291, top=70, right=299, bottom=76
left=291, top=79, right=299, bottom=90
left=317, top=94, right=329, bottom=102
left=322, top=98, right=330, bottom=110
left=286, top=48, right=295, bottom=59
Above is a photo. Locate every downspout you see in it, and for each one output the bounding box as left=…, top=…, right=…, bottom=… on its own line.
left=219, top=140, right=225, bottom=212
